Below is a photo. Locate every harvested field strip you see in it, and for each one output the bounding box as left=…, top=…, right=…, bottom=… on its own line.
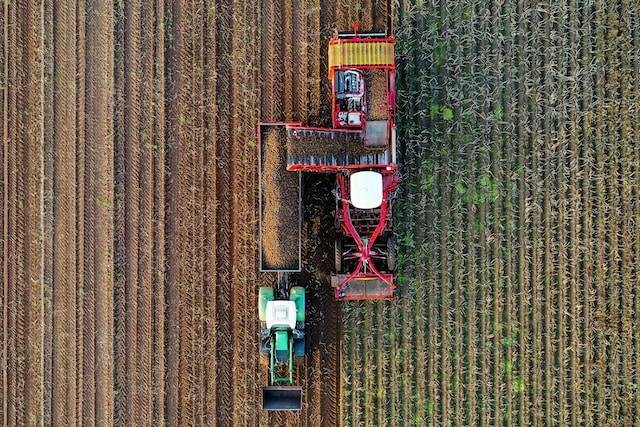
left=3, top=0, right=273, bottom=424
left=342, top=0, right=640, bottom=425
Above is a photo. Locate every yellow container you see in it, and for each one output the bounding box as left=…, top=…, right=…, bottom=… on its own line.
left=328, top=41, right=395, bottom=70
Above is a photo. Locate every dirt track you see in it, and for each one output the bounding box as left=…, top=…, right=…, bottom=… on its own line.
left=0, top=0, right=394, bottom=425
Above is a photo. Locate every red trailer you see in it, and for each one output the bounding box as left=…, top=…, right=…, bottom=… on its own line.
left=259, top=24, right=399, bottom=301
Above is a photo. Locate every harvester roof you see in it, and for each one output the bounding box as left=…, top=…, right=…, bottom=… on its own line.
left=265, top=300, right=297, bottom=330
left=328, top=36, right=395, bottom=74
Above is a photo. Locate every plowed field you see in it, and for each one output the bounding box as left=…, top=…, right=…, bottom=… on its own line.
left=2, top=0, right=640, bottom=426
left=0, top=0, right=391, bottom=425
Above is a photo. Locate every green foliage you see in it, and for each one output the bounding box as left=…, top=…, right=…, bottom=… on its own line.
left=441, top=107, right=454, bottom=121
left=430, top=102, right=440, bottom=120
left=422, top=173, right=435, bottom=192
left=513, top=377, right=526, bottom=393
left=425, top=400, right=434, bottom=416
left=434, top=42, right=446, bottom=66
left=403, top=232, right=416, bottom=249
left=502, top=360, right=513, bottom=374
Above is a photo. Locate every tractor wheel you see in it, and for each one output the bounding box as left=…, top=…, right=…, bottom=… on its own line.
left=294, top=338, right=305, bottom=358
left=386, top=236, right=396, bottom=272
left=335, top=238, right=342, bottom=273
left=258, top=287, right=274, bottom=322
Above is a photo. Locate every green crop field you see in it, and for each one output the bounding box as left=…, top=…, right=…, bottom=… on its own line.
left=343, top=1, right=640, bottom=425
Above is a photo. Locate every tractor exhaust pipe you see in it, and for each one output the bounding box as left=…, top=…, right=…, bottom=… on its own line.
left=262, top=386, right=303, bottom=411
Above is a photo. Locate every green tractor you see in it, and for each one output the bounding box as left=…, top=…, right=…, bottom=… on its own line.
left=259, top=281, right=305, bottom=411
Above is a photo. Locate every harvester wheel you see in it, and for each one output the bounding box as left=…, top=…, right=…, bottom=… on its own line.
left=335, top=238, right=342, bottom=273
left=259, top=287, right=274, bottom=322
left=387, top=236, right=396, bottom=272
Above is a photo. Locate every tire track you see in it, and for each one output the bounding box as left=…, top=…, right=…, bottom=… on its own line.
left=488, top=0, right=505, bottom=423
left=177, top=1, right=197, bottom=423
left=165, top=0, right=185, bottom=421
left=603, top=3, right=621, bottom=421
left=1, top=0, right=9, bottom=422
left=230, top=0, right=249, bottom=422
left=551, top=1, right=567, bottom=423
left=213, top=0, right=234, bottom=422
left=261, top=0, right=281, bottom=121
left=151, top=1, right=166, bottom=422
left=19, top=0, right=45, bottom=424
left=112, top=0, right=127, bottom=423
left=85, top=0, right=115, bottom=423
left=75, top=0, right=85, bottom=420
left=42, top=0, right=54, bottom=422
left=136, top=0, right=156, bottom=422
left=123, top=1, right=141, bottom=422
left=188, top=2, right=205, bottom=423
left=632, top=4, right=640, bottom=422
left=201, top=0, right=217, bottom=423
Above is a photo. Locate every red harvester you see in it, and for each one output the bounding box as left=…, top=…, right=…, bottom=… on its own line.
left=259, top=23, right=398, bottom=301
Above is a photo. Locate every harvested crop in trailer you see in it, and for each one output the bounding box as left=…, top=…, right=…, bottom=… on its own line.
left=261, top=127, right=300, bottom=270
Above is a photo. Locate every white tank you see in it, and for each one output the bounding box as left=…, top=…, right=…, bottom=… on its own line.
left=350, top=171, right=383, bottom=209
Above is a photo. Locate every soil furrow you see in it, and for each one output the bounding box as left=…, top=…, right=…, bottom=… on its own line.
left=75, top=0, right=86, bottom=419
left=51, top=0, right=78, bottom=424
left=165, top=0, right=184, bottom=422
left=0, top=0, right=6, bottom=420
left=230, top=0, right=249, bottom=422
left=123, top=1, right=142, bottom=421
left=201, top=0, right=217, bottom=422
left=112, top=0, right=127, bottom=423
left=213, top=0, right=234, bottom=422
left=85, top=0, right=115, bottom=423
left=41, top=1, right=54, bottom=422
left=151, top=0, right=166, bottom=422
left=135, top=0, right=156, bottom=422
left=18, top=0, right=45, bottom=423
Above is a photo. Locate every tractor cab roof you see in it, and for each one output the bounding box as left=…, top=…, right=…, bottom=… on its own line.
left=265, top=300, right=297, bottom=330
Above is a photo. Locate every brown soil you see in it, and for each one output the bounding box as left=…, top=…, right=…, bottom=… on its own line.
left=261, top=127, right=300, bottom=270
left=1, top=1, right=383, bottom=426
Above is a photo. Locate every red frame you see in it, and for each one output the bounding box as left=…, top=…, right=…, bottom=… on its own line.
left=258, top=32, right=400, bottom=301
left=334, top=171, right=398, bottom=300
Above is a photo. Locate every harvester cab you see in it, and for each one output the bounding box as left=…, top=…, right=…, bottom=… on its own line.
left=258, top=282, right=305, bottom=411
